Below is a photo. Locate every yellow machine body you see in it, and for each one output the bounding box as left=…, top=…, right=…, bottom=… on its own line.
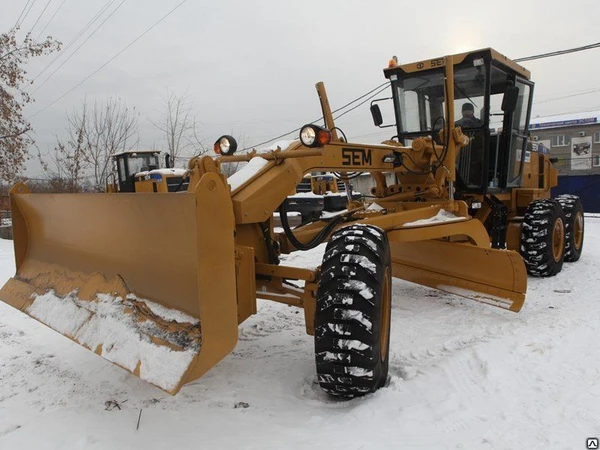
left=0, top=48, right=562, bottom=394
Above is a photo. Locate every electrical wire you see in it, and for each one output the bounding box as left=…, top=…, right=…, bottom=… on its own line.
left=240, top=82, right=390, bottom=151
left=28, top=0, right=54, bottom=35
left=15, top=0, right=38, bottom=29
left=333, top=84, right=389, bottom=121
left=534, top=88, right=600, bottom=105
left=30, top=0, right=189, bottom=118
left=13, top=0, right=33, bottom=30
left=515, top=42, right=600, bottom=62
left=35, top=0, right=68, bottom=39
left=32, top=0, right=117, bottom=83
left=31, top=0, right=126, bottom=94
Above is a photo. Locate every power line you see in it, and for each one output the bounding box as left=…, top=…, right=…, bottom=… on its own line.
left=13, top=0, right=33, bottom=30
left=334, top=84, right=389, bottom=121
left=534, top=88, right=600, bottom=105
left=31, top=0, right=127, bottom=95
left=515, top=42, right=600, bottom=62
left=17, top=0, right=38, bottom=29
left=28, top=0, right=54, bottom=35
left=30, top=0, right=189, bottom=118
left=31, top=0, right=118, bottom=84
left=241, top=82, right=390, bottom=151
left=35, top=0, right=67, bottom=39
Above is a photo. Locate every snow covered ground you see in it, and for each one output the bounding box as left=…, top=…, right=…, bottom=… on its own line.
left=1, top=220, right=599, bottom=449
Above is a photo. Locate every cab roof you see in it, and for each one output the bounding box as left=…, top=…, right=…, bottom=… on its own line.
left=385, top=48, right=530, bottom=80
left=113, top=150, right=161, bottom=158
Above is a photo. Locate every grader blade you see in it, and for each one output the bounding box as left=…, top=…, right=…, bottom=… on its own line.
left=390, top=240, right=527, bottom=312
left=0, top=174, right=238, bottom=394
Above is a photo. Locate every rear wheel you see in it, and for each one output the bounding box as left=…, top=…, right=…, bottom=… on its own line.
left=556, top=194, right=584, bottom=262
left=314, top=224, right=391, bottom=398
left=520, top=199, right=566, bottom=277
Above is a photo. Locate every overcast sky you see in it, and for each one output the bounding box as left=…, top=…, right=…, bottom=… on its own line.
left=2, top=0, right=599, bottom=176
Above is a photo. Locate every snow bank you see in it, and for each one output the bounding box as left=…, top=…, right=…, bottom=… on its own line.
left=2, top=221, right=600, bottom=450
left=227, top=157, right=270, bottom=191
left=403, top=209, right=467, bottom=227
left=26, top=291, right=201, bottom=392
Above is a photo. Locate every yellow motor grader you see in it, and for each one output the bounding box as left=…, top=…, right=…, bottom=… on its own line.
left=0, top=48, right=584, bottom=398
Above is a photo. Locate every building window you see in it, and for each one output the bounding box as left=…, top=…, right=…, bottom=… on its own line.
left=551, top=135, right=570, bottom=147
left=594, top=155, right=600, bottom=167
left=595, top=132, right=600, bottom=143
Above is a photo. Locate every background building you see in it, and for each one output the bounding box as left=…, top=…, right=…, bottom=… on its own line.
left=529, top=112, right=600, bottom=212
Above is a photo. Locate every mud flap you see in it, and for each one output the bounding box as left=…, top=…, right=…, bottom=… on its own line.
left=0, top=173, right=238, bottom=394
left=390, top=240, right=527, bottom=312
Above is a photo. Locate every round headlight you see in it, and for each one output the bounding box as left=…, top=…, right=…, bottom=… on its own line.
left=214, top=135, right=238, bottom=156
left=300, top=126, right=316, bottom=147
left=299, top=125, right=331, bottom=148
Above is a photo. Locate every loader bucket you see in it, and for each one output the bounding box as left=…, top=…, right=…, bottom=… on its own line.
left=390, top=240, right=527, bottom=312
left=0, top=173, right=238, bottom=394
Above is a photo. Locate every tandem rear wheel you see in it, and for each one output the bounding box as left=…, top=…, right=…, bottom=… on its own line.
left=521, top=199, right=566, bottom=277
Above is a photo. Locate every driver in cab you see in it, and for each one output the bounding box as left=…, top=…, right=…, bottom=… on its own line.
left=455, top=102, right=482, bottom=128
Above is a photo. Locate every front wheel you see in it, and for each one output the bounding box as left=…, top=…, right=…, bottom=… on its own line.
left=314, top=224, right=391, bottom=398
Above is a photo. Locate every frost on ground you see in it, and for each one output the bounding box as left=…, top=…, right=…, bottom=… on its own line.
left=26, top=290, right=201, bottom=392
left=0, top=221, right=600, bottom=449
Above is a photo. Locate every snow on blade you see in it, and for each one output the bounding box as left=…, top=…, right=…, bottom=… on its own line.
left=126, top=294, right=199, bottom=325
left=26, top=290, right=202, bottom=392
left=227, top=157, right=270, bottom=191
left=403, top=209, right=467, bottom=227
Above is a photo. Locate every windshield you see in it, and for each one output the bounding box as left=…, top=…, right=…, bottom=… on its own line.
left=128, top=154, right=160, bottom=176
left=392, top=63, right=487, bottom=136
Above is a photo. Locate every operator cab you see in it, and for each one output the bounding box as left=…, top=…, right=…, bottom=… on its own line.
left=113, top=150, right=161, bottom=192
left=379, top=48, right=533, bottom=194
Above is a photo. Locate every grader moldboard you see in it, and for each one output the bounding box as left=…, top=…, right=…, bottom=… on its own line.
left=0, top=48, right=585, bottom=398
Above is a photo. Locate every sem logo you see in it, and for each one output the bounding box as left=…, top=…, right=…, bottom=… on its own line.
left=588, top=437, right=599, bottom=449
left=342, top=148, right=372, bottom=166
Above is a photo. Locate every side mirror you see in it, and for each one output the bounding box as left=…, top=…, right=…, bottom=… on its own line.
left=501, top=85, right=520, bottom=113
left=165, top=154, right=171, bottom=168
left=370, top=104, right=383, bottom=127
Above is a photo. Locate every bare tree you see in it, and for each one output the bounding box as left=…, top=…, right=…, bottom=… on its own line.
left=85, top=97, right=138, bottom=189
left=152, top=88, right=207, bottom=168
left=44, top=97, right=139, bottom=191
left=0, top=27, right=61, bottom=184
left=39, top=104, right=89, bottom=192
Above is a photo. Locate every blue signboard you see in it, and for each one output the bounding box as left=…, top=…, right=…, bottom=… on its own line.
left=530, top=117, right=598, bottom=130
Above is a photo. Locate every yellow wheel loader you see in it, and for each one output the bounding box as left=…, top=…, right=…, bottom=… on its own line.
left=0, top=48, right=584, bottom=398
left=106, top=150, right=190, bottom=193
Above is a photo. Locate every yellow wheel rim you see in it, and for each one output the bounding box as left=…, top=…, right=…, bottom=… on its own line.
left=574, top=211, right=584, bottom=249
left=552, top=217, right=565, bottom=262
